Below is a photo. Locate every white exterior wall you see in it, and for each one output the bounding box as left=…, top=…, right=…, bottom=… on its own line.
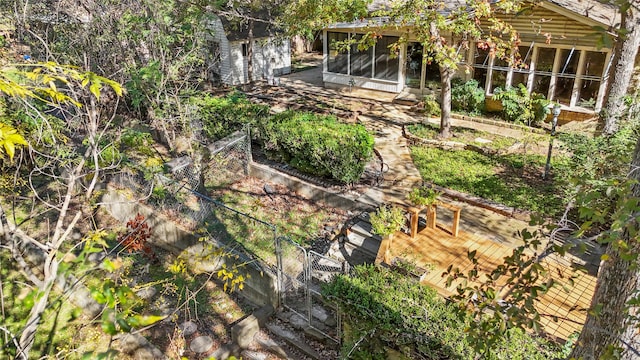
left=207, top=15, right=291, bottom=86
left=206, top=16, right=234, bottom=86
left=229, top=38, right=291, bottom=85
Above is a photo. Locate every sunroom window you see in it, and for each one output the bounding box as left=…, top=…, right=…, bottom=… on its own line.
left=554, top=48, right=580, bottom=106
left=532, top=47, right=556, bottom=97
left=350, top=34, right=373, bottom=77
left=375, top=36, right=399, bottom=81
left=578, top=51, right=606, bottom=109
left=473, top=47, right=490, bottom=90
left=328, top=32, right=348, bottom=74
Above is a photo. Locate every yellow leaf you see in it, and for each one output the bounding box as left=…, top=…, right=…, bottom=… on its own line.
left=3, top=141, right=15, bottom=160
left=89, top=82, right=101, bottom=100
left=601, top=254, right=610, bottom=261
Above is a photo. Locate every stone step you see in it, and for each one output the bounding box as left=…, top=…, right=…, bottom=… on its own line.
left=349, top=220, right=378, bottom=239
left=345, top=231, right=381, bottom=258
left=341, top=241, right=377, bottom=265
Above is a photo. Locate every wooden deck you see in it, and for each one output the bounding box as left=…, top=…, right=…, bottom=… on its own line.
left=378, top=223, right=597, bottom=341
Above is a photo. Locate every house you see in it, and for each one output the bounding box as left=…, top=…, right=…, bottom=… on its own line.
left=322, top=0, right=625, bottom=117
left=206, top=12, right=291, bottom=86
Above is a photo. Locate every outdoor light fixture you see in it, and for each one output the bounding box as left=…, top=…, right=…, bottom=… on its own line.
left=543, top=103, right=561, bottom=179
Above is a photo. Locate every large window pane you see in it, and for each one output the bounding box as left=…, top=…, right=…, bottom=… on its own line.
left=473, top=46, right=490, bottom=90
left=512, top=45, right=533, bottom=88
left=554, top=48, right=579, bottom=105
left=578, top=51, right=607, bottom=108
left=350, top=34, right=373, bottom=77
left=532, top=47, right=555, bottom=96
left=424, top=57, right=441, bottom=89
left=374, top=36, right=399, bottom=81
left=328, top=32, right=348, bottom=74
left=405, top=43, right=422, bottom=88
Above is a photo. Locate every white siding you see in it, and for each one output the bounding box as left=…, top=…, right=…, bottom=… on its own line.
left=230, top=38, right=292, bottom=85
left=205, top=16, right=233, bottom=86
left=206, top=15, right=291, bottom=86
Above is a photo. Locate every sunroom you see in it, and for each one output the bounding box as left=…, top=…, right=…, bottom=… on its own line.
left=322, top=1, right=616, bottom=114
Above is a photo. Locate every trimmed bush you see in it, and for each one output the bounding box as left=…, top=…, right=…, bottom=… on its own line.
left=255, top=111, right=374, bottom=184
left=451, top=78, right=485, bottom=115
left=192, top=92, right=270, bottom=141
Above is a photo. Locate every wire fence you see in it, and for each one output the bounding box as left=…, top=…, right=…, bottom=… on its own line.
left=109, top=128, right=347, bottom=343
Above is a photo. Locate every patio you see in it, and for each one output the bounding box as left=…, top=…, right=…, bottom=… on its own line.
left=376, top=219, right=597, bottom=341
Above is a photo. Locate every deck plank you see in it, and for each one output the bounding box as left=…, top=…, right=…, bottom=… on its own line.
left=378, top=225, right=597, bottom=341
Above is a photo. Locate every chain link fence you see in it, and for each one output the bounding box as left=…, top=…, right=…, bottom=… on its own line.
left=109, top=128, right=346, bottom=343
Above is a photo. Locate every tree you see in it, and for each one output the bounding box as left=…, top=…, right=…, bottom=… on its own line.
left=568, top=112, right=640, bottom=358
left=0, top=62, right=123, bottom=358
left=377, top=1, right=521, bottom=138
left=285, top=0, right=522, bottom=139
left=602, top=3, right=640, bottom=135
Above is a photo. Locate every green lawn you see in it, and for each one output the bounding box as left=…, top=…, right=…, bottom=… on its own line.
left=410, top=146, right=566, bottom=215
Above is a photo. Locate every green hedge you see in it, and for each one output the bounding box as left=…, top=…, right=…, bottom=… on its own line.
left=192, top=92, right=269, bottom=141
left=323, top=265, right=563, bottom=359
left=255, top=111, right=374, bottom=184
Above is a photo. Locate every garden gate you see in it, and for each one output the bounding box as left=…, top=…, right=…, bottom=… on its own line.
left=279, top=237, right=345, bottom=343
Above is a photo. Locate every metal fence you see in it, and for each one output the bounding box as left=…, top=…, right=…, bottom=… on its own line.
left=110, top=129, right=346, bottom=343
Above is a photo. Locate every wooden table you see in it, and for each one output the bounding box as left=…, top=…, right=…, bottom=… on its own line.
left=433, top=202, right=462, bottom=237
left=407, top=205, right=436, bottom=238
left=407, top=202, right=462, bottom=238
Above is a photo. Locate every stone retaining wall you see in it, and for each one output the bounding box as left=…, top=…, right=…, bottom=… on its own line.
left=101, top=189, right=279, bottom=308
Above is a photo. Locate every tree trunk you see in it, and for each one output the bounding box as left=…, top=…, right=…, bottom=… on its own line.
left=603, top=7, right=640, bottom=135
left=439, top=69, right=453, bottom=139
left=429, top=20, right=452, bottom=139
left=246, top=18, right=254, bottom=85
left=569, top=137, right=640, bottom=359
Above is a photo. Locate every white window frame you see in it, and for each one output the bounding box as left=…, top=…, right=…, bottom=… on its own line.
left=471, top=42, right=610, bottom=110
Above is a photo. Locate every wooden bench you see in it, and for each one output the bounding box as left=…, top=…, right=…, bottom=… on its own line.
left=433, top=202, right=462, bottom=237
left=407, top=205, right=436, bottom=238
left=407, top=202, right=462, bottom=238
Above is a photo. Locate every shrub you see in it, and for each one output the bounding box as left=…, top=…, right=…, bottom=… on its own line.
left=192, top=92, right=270, bottom=141
left=492, top=84, right=550, bottom=125
left=255, top=110, right=374, bottom=183
left=407, top=186, right=440, bottom=207
left=422, top=95, right=441, bottom=117
left=369, top=205, right=405, bottom=237
left=451, top=78, right=485, bottom=115
left=323, top=265, right=563, bottom=359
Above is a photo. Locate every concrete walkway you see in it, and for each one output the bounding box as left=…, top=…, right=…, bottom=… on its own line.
left=274, top=64, right=537, bottom=246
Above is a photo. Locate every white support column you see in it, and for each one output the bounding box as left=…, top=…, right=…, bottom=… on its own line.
left=596, top=51, right=613, bottom=112
left=527, top=46, right=538, bottom=92
left=548, top=48, right=562, bottom=100
left=571, top=50, right=587, bottom=107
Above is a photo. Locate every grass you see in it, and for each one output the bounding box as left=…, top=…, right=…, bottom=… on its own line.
left=410, top=146, right=566, bottom=215
left=408, top=123, right=521, bottom=151
left=207, top=181, right=337, bottom=263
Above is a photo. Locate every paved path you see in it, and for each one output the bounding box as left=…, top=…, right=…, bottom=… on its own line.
left=276, top=65, right=537, bottom=246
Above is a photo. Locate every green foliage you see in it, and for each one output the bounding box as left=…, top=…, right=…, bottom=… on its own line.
left=255, top=110, right=374, bottom=183
left=369, top=205, right=405, bottom=237
left=556, top=121, right=638, bottom=229
left=407, top=186, right=441, bottom=207
left=451, top=79, right=486, bottom=115
left=492, top=84, right=550, bottom=125
left=323, top=264, right=563, bottom=359
left=192, top=92, right=269, bottom=141
left=410, top=146, right=565, bottom=215
left=121, top=129, right=154, bottom=155
left=422, top=94, right=441, bottom=118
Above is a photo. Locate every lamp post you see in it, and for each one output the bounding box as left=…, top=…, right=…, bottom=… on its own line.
left=543, top=103, right=561, bottom=180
